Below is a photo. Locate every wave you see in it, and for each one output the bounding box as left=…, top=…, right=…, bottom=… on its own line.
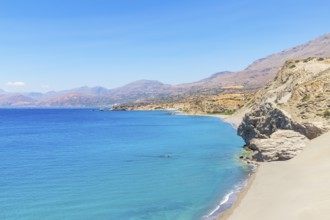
left=202, top=165, right=256, bottom=220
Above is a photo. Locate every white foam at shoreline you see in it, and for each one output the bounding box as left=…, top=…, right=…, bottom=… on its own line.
left=208, top=191, right=234, bottom=217
left=202, top=165, right=256, bottom=220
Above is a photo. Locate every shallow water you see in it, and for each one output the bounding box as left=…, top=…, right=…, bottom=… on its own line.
left=0, top=109, right=251, bottom=220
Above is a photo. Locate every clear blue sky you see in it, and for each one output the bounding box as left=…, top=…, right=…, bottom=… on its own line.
left=0, top=0, right=329, bottom=92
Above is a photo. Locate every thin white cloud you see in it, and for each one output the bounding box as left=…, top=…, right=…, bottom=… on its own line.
left=6, top=81, right=26, bottom=87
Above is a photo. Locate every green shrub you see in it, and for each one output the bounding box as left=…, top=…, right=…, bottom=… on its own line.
left=303, top=57, right=314, bottom=63
left=207, top=110, right=235, bottom=115
left=302, top=95, right=310, bottom=102
left=324, top=110, right=330, bottom=117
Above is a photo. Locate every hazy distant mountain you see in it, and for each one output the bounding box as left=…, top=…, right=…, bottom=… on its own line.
left=64, top=86, right=111, bottom=96
left=112, top=80, right=166, bottom=91
left=24, top=92, right=45, bottom=100
left=176, top=71, right=233, bottom=89
left=0, top=94, right=36, bottom=106
left=211, top=33, right=330, bottom=88
left=1, top=33, right=330, bottom=107
left=107, top=80, right=176, bottom=101
left=36, top=93, right=113, bottom=107
left=142, top=33, right=330, bottom=92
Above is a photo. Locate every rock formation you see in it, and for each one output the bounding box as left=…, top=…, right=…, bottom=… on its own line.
left=249, top=130, right=308, bottom=162
left=238, top=57, right=330, bottom=161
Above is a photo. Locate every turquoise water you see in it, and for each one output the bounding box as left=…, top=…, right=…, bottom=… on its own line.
left=0, top=109, right=251, bottom=220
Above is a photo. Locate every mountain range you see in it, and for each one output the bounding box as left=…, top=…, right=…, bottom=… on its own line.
left=1, top=33, right=330, bottom=107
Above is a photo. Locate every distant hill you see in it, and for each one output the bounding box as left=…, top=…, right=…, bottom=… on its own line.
left=214, top=33, right=330, bottom=88
left=0, top=33, right=329, bottom=107
left=36, top=93, right=113, bottom=107
left=107, top=80, right=175, bottom=101
left=0, top=94, right=36, bottom=106
left=63, top=86, right=111, bottom=96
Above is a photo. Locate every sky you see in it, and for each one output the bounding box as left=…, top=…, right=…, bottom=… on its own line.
left=0, top=0, right=329, bottom=92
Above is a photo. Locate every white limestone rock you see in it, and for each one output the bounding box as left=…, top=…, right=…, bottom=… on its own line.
left=249, top=130, right=309, bottom=162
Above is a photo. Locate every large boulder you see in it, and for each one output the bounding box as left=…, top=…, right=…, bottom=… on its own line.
left=238, top=103, right=293, bottom=144
left=238, top=103, right=324, bottom=145
left=249, top=130, right=309, bottom=162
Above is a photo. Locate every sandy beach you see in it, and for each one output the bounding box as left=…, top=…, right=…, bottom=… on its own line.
left=218, top=131, right=330, bottom=220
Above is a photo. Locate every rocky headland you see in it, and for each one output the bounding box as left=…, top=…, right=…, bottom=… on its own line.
left=236, top=57, right=330, bottom=162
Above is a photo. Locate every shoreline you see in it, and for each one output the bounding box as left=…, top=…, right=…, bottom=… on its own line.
left=176, top=112, right=242, bottom=129
left=221, top=131, right=330, bottom=220
left=133, top=109, right=330, bottom=220
left=175, top=111, right=257, bottom=220
left=125, top=109, right=255, bottom=220
left=202, top=166, right=256, bottom=220
left=216, top=169, right=257, bottom=220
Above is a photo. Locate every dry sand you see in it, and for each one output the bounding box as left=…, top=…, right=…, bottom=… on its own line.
left=219, top=131, right=330, bottom=220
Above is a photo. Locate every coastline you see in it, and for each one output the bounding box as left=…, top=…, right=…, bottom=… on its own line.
left=178, top=111, right=330, bottom=220
left=203, top=166, right=256, bottom=220
left=219, top=131, right=330, bottom=220
left=110, top=109, right=256, bottom=219
left=175, top=111, right=257, bottom=220
left=176, top=112, right=242, bottom=129
left=216, top=170, right=257, bottom=220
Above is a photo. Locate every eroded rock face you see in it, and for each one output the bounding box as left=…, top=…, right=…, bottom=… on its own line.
left=238, top=103, right=293, bottom=144
left=249, top=130, right=308, bottom=162
left=238, top=58, right=330, bottom=162
left=238, top=103, right=324, bottom=144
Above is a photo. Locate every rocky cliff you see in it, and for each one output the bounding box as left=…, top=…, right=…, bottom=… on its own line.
left=238, top=57, right=330, bottom=162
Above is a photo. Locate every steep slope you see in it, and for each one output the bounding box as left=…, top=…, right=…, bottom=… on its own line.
left=194, top=33, right=330, bottom=89
left=238, top=57, right=330, bottom=161
left=176, top=71, right=233, bottom=89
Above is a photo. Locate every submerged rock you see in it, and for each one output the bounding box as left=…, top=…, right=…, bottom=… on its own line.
left=159, top=154, right=172, bottom=158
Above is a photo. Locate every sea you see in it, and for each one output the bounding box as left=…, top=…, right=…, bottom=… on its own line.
left=0, top=109, right=252, bottom=220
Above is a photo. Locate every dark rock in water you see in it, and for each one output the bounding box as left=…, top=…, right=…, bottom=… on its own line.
left=159, top=154, right=172, bottom=158
left=166, top=111, right=177, bottom=116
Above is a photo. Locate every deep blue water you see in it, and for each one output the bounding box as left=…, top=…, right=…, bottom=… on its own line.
left=0, top=109, right=251, bottom=220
